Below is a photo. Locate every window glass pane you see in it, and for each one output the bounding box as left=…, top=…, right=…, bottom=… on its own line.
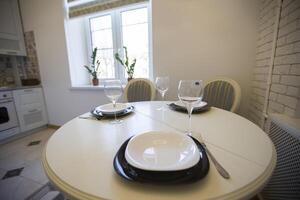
left=122, top=8, right=148, bottom=26
left=90, top=14, right=115, bottom=79
left=121, top=8, right=149, bottom=78
left=90, top=15, right=111, bottom=31
left=96, top=49, right=115, bottom=79
left=91, top=29, right=113, bottom=49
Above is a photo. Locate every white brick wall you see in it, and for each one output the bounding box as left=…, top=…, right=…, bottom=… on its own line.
left=290, top=64, right=300, bottom=74
left=249, top=0, right=279, bottom=126
left=269, top=0, right=300, bottom=116
left=249, top=0, right=300, bottom=125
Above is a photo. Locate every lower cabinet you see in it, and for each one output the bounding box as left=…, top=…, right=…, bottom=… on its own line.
left=13, top=87, right=48, bottom=132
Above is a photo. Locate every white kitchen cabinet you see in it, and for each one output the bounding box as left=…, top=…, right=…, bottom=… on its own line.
left=0, top=0, right=26, bottom=56
left=13, top=88, right=48, bottom=132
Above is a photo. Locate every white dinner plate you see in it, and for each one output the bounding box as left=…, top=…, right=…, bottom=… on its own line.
left=174, top=101, right=207, bottom=109
left=125, top=131, right=200, bottom=171
left=97, top=103, right=131, bottom=114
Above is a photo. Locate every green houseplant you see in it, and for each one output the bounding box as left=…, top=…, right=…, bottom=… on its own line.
left=114, top=46, right=136, bottom=81
left=84, top=47, right=100, bottom=86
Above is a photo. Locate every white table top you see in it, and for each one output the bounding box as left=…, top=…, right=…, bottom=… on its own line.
left=42, top=101, right=276, bottom=200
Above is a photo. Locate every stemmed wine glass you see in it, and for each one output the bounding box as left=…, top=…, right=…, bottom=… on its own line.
left=178, top=80, right=203, bottom=135
left=104, top=80, right=123, bottom=124
left=155, top=76, right=169, bottom=110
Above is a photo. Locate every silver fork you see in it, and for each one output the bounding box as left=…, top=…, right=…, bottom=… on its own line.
left=201, top=142, right=230, bottom=179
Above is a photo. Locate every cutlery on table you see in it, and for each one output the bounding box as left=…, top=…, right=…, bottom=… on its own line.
left=201, top=142, right=230, bottom=179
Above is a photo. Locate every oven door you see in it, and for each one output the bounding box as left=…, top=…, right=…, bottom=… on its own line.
left=0, top=100, right=19, bottom=131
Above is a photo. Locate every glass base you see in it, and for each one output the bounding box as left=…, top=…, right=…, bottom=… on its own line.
left=184, top=131, right=192, bottom=136
left=110, top=119, right=123, bottom=124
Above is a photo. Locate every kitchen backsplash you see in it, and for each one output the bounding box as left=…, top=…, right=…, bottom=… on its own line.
left=23, top=31, right=41, bottom=80
left=0, top=56, right=16, bottom=86
left=0, top=31, right=41, bottom=87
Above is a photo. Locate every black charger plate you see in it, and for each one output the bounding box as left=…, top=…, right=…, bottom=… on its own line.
left=113, top=136, right=209, bottom=184
left=91, top=106, right=135, bottom=119
left=168, top=103, right=210, bottom=114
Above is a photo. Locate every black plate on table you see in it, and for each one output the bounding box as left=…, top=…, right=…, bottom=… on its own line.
left=168, top=103, right=210, bottom=114
left=113, top=136, right=209, bottom=185
left=90, top=106, right=135, bottom=120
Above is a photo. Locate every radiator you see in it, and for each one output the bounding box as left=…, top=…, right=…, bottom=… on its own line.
left=261, top=114, right=300, bottom=200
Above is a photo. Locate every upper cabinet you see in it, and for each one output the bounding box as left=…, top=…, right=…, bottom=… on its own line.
left=0, top=0, right=26, bottom=56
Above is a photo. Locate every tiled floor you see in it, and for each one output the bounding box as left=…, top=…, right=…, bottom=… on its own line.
left=0, top=128, right=56, bottom=200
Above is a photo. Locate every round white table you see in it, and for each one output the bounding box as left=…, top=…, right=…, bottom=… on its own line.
left=42, top=101, right=276, bottom=200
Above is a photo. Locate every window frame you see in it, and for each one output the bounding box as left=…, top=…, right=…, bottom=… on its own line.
left=85, top=2, right=153, bottom=83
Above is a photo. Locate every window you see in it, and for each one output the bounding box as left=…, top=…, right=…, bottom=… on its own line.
left=87, top=4, right=151, bottom=81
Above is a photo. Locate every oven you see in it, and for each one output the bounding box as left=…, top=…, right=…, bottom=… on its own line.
left=0, top=91, right=20, bottom=141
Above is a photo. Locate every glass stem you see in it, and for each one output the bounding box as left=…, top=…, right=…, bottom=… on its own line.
left=113, top=100, right=117, bottom=121
left=187, top=104, right=193, bottom=136
left=161, top=92, right=165, bottom=108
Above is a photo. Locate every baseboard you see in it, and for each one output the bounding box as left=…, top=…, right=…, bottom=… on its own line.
left=47, top=124, right=61, bottom=130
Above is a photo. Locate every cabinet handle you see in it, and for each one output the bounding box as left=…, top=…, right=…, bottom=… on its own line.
left=28, top=109, right=38, bottom=113
left=0, top=100, right=13, bottom=104
left=6, top=51, right=17, bottom=55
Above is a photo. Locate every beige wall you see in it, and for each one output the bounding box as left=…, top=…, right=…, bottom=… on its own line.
left=19, top=0, right=259, bottom=125
left=19, top=0, right=109, bottom=126
left=152, top=0, right=259, bottom=116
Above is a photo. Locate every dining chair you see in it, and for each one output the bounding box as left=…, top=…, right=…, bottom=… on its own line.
left=203, top=78, right=241, bottom=113
left=124, top=78, right=156, bottom=102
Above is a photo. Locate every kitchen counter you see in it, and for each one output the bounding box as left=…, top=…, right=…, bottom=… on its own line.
left=0, top=85, right=42, bottom=91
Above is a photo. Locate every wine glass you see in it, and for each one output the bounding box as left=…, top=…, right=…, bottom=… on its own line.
left=155, top=76, right=169, bottom=110
left=104, top=80, right=123, bottom=124
left=178, top=80, right=203, bottom=135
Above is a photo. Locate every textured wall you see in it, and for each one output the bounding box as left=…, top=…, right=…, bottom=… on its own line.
left=0, top=56, right=16, bottom=86
left=0, top=31, right=41, bottom=87
left=23, top=31, right=41, bottom=80
left=249, top=0, right=300, bottom=127
left=272, top=0, right=300, bottom=116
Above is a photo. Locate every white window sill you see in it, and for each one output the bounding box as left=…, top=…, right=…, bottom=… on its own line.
left=70, top=84, right=126, bottom=91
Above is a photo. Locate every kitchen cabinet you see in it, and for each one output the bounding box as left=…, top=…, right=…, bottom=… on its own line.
left=13, top=87, right=48, bottom=132
left=0, top=0, right=26, bottom=56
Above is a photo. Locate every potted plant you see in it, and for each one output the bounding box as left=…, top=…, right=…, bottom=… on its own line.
left=114, top=46, right=136, bottom=82
left=84, top=47, right=100, bottom=86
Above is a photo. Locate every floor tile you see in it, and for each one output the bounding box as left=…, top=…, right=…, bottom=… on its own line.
left=12, top=177, right=43, bottom=200
left=0, top=141, right=28, bottom=159
left=0, top=168, right=6, bottom=179
left=0, top=128, right=56, bottom=199
left=0, top=176, right=23, bottom=200
left=2, top=167, right=24, bottom=180
left=0, top=155, right=25, bottom=171
left=21, top=160, right=48, bottom=185
left=24, top=148, right=43, bottom=163
left=27, top=140, right=41, bottom=146
left=40, top=191, right=60, bottom=200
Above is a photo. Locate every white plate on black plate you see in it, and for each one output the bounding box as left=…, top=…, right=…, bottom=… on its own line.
left=174, top=101, right=207, bottom=109
left=91, top=105, right=134, bottom=119
left=113, top=136, right=210, bottom=184
left=125, top=131, right=200, bottom=171
left=96, top=103, right=131, bottom=114
left=168, top=102, right=210, bottom=114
